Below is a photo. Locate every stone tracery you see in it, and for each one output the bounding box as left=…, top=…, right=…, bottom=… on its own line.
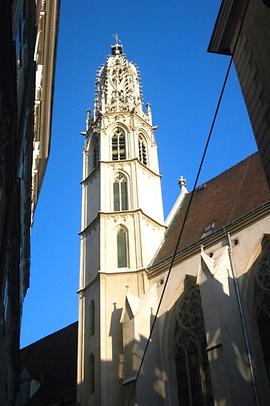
left=174, top=277, right=213, bottom=406
left=94, top=44, right=143, bottom=116
left=253, top=241, right=270, bottom=388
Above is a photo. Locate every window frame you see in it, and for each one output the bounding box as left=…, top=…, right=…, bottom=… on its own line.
left=138, top=134, right=148, bottom=166
left=117, top=227, right=129, bottom=268
left=113, top=172, right=128, bottom=211
left=112, top=127, right=127, bottom=161
left=91, top=134, right=99, bottom=170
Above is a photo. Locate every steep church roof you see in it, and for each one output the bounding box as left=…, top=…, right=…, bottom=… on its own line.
left=19, top=322, right=77, bottom=405
left=152, top=152, right=270, bottom=266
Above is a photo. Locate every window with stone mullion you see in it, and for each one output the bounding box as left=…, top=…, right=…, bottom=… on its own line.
left=113, top=174, right=128, bottom=211
left=92, top=137, right=99, bottom=168
left=138, top=135, right=147, bottom=165
left=112, top=135, right=119, bottom=160
left=112, top=129, right=126, bottom=160
left=120, top=180, right=128, bottom=210
left=119, top=134, right=126, bottom=160
left=175, top=281, right=214, bottom=406
left=253, top=243, right=270, bottom=389
left=117, top=228, right=128, bottom=268
left=113, top=181, right=120, bottom=211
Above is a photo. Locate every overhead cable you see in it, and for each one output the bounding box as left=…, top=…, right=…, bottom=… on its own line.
left=127, top=2, right=251, bottom=405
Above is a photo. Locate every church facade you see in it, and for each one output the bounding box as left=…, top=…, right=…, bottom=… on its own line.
left=77, top=41, right=270, bottom=406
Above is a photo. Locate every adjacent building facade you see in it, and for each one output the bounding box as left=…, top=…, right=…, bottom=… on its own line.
left=208, top=0, right=270, bottom=187
left=0, top=1, right=59, bottom=404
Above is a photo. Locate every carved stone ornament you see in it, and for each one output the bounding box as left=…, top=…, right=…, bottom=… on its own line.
left=175, top=277, right=205, bottom=349
left=254, top=244, right=270, bottom=318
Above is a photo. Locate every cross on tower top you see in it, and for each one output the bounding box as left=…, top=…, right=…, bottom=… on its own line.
left=111, top=33, right=123, bottom=55
left=113, top=33, right=121, bottom=45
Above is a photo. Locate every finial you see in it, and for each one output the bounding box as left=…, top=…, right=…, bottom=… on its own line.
left=86, top=108, right=91, bottom=130
left=113, top=33, right=121, bottom=45
left=178, top=176, right=187, bottom=189
left=111, top=34, right=123, bottom=55
left=146, top=103, right=152, bottom=124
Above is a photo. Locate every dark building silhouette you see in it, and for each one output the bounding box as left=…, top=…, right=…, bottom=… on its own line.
left=0, top=1, right=59, bottom=404
left=17, top=322, right=77, bottom=406
left=208, top=0, right=270, bottom=187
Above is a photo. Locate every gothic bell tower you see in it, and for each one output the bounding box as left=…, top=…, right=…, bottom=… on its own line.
left=77, top=39, right=165, bottom=406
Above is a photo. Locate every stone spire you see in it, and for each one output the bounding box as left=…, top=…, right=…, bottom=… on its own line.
left=93, top=38, right=144, bottom=119
left=78, top=42, right=165, bottom=405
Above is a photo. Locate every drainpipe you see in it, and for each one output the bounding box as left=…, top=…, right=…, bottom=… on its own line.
left=227, top=232, right=260, bottom=406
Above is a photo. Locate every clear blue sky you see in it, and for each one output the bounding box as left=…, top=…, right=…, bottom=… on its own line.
left=20, top=0, right=257, bottom=347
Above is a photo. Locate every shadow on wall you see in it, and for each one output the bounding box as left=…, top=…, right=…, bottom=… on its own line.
left=79, top=242, right=270, bottom=406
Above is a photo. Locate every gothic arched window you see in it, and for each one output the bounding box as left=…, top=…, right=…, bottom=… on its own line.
left=117, top=227, right=128, bottom=268
left=113, top=173, right=128, bottom=211
left=253, top=242, right=270, bottom=387
left=89, top=300, right=95, bottom=336
left=112, top=128, right=126, bottom=160
left=91, top=135, right=99, bottom=169
left=89, top=354, right=95, bottom=395
left=138, top=134, right=147, bottom=166
left=174, top=277, right=214, bottom=406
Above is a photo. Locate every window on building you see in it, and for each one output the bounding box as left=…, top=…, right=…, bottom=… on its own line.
left=112, top=128, right=126, bottom=160
left=117, top=228, right=128, bottom=268
left=253, top=242, right=270, bottom=387
left=138, top=134, right=147, bottom=166
left=174, top=277, right=214, bottom=406
left=89, top=354, right=95, bottom=395
left=89, top=300, right=95, bottom=336
left=91, top=135, right=99, bottom=169
left=113, top=173, right=128, bottom=211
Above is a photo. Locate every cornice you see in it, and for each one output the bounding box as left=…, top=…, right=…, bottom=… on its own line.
left=79, top=208, right=166, bottom=236
left=100, top=158, right=161, bottom=178
left=208, top=0, right=247, bottom=55
left=31, top=0, right=60, bottom=220
left=96, top=111, right=154, bottom=131
left=81, top=158, right=161, bottom=185
left=77, top=268, right=146, bottom=294
left=81, top=164, right=99, bottom=185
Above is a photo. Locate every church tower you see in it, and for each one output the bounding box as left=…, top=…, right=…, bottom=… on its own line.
left=77, top=39, right=165, bottom=406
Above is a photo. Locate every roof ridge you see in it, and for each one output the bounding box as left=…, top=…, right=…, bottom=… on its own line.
left=193, top=151, right=258, bottom=192
left=21, top=321, right=78, bottom=351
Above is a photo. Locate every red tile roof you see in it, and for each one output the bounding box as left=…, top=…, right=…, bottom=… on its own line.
left=153, top=153, right=270, bottom=265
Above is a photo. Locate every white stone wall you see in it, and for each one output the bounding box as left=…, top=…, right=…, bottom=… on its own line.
left=78, top=42, right=166, bottom=406
left=123, top=213, right=270, bottom=406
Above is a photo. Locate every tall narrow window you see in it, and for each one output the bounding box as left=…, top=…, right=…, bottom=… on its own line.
left=113, top=173, right=128, bottom=211
left=174, top=277, right=214, bottom=406
left=117, top=228, right=128, bottom=268
left=253, top=242, right=270, bottom=387
left=89, top=300, right=95, bottom=336
left=91, top=135, right=99, bottom=169
left=89, top=354, right=95, bottom=395
left=138, top=134, right=148, bottom=165
left=112, top=128, right=126, bottom=160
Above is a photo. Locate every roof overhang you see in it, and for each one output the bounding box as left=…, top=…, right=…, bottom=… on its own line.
left=208, top=0, right=247, bottom=55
